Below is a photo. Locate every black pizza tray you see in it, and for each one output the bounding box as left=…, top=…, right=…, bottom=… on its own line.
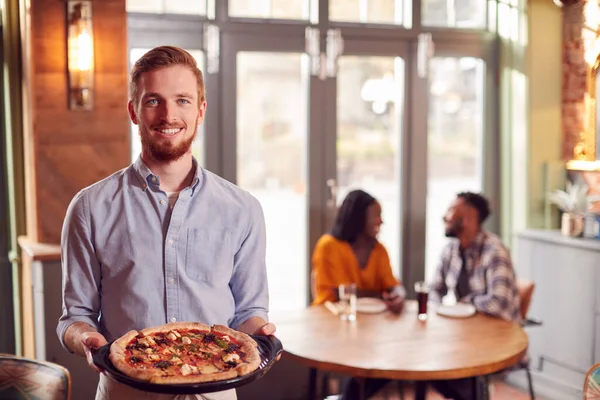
left=91, top=334, right=283, bottom=394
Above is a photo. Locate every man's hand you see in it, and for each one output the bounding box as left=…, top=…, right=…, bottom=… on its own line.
left=382, top=291, right=405, bottom=314
left=237, top=318, right=281, bottom=361
left=81, top=332, right=108, bottom=373
left=255, top=322, right=281, bottom=361
left=254, top=322, right=276, bottom=336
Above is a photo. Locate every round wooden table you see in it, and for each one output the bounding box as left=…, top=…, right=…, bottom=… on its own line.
left=272, top=301, right=528, bottom=400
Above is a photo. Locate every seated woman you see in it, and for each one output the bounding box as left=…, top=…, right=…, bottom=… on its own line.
left=311, top=189, right=405, bottom=400
left=312, top=189, right=405, bottom=308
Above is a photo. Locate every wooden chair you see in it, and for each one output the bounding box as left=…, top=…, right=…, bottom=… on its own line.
left=0, top=354, right=71, bottom=400
left=480, top=279, right=539, bottom=400
left=583, top=363, right=600, bottom=399
left=516, top=279, right=540, bottom=400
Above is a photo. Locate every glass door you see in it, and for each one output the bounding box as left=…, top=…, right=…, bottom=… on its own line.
left=423, top=42, right=497, bottom=281
left=325, top=39, right=409, bottom=280
left=221, top=32, right=316, bottom=311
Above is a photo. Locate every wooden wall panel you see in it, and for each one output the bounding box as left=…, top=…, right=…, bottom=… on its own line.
left=36, top=142, right=129, bottom=241
left=29, top=0, right=130, bottom=244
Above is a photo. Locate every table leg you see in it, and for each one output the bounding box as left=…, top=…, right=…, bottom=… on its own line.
left=358, top=377, right=366, bottom=400
left=308, top=367, right=317, bottom=400
left=415, top=381, right=427, bottom=400
left=472, top=377, right=481, bottom=400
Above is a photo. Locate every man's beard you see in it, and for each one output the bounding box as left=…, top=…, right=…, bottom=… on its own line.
left=444, top=220, right=463, bottom=238
left=140, top=126, right=198, bottom=162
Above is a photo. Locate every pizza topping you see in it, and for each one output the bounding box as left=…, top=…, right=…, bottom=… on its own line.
left=180, top=363, right=199, bottom=376
left=139, top=336, right=156, bottom=346
left=202, top=333, right=216, bottom=344
left=224, top=343, right=240, bottom=354
left=130, top=356, right=142, bottom=364
left=182, top=336, right=192, bottom=345
left=154, top=360, right=173, bottom=370
left=126, top=342, right=148, bottom=351
left=214, top=337, right=229, bottom=349
left=167, top=332, right=177, bottom=341
left=222, top=353, right=240, bottom=363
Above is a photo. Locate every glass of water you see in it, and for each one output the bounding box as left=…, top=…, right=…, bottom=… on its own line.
left=338, top=283, right=357, bottom=321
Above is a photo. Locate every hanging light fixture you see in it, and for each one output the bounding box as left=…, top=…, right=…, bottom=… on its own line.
left=67, top=1, right=94, bottom=110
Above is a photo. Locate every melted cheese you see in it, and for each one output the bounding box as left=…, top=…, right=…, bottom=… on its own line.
left=222, top=353, right=240, bottom=363
left=180, top=363, right=198, bottom=376
left=182, top=336, right=192, bottom=345
left=181, top=364, right=193, bottom=376
left=200, top=364, right=219, bottom=374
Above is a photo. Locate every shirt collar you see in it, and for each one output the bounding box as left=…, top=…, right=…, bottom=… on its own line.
left=132, top=155, right=202, bottom=193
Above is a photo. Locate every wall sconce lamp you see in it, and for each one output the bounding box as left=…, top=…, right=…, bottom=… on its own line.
left=67, top=1, right=94, bottom=110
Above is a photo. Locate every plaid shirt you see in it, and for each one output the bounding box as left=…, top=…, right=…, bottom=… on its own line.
left=430, top=231, right=521, bottom=323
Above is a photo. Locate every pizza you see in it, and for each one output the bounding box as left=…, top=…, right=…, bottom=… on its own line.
left=109, top=322, right=262, bottom=384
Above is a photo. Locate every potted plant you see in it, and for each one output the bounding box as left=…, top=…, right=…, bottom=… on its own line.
left=547, top=180, right=593, bottom=237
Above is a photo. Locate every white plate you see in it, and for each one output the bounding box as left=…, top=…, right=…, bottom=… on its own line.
left=435, top=303, right=477, bottom=318
left=356, top=297, right=387, bottom=314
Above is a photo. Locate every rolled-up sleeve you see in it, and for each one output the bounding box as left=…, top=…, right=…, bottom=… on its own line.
left=229, top=195, right=269, bottom=329
left=56, top=190, right=102, bottom=351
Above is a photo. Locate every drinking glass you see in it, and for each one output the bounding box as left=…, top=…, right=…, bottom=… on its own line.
left=414, top=281, right=429, bottom=321
left=338, top=283, right=357, bottom=321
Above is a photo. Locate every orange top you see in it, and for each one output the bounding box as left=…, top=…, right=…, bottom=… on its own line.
left=311, top=234, right=399, bottom=305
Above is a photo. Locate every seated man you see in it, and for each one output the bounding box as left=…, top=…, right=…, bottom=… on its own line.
left=429, top=191, right=521, bottom=399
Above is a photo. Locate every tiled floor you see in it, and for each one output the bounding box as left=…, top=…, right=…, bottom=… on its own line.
left=370, top=377, right=536, bottom=400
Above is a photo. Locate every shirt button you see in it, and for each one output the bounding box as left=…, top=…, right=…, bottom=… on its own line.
left=151, top=176, right=157, bottom=182
left=169, top=278, right=175, bottom=284
left=171, top=317, right=177, bottom=322
left=160, top=199, right=166, bottom=205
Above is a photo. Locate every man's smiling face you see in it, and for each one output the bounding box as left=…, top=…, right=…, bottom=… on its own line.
left=129, top=64, right=206, bottom=162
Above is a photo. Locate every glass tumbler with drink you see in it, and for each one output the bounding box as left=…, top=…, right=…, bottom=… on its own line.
left=338, top=283, right=357, bottom=321
left=414, top=281, right=429, bottom=321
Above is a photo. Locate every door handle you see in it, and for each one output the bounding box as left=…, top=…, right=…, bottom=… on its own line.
left=326, top=179, right=337, bottom=208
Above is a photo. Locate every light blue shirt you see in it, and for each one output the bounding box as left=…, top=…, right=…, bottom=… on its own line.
left=57, top=157, right=269, bottom=349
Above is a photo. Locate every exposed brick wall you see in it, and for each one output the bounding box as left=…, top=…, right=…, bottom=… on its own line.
left=562, top=0, right=599, bottom=160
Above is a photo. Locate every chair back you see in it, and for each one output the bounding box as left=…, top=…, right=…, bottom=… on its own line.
left=584, top=363, right=600, bottom=399
left=516, top=279, right=535, bottom=320
left=0, top=354, right=71, bottom=400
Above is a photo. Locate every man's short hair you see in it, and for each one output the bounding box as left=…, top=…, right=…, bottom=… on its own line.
left=129, top=46, right=205, bottom=108
left=457, top=192, right=491, bottom=224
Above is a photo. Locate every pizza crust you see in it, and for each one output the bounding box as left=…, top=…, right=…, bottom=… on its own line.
left=151, top=369, right=238, bottom=384
left=140, top=322, right=211, bottom=337
left=109, top=329, right=140, bottom=376
left=211, top=325, right=261, bottom=376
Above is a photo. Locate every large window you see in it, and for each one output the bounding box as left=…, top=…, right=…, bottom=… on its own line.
left=127, top=0, right=500, bottom=307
